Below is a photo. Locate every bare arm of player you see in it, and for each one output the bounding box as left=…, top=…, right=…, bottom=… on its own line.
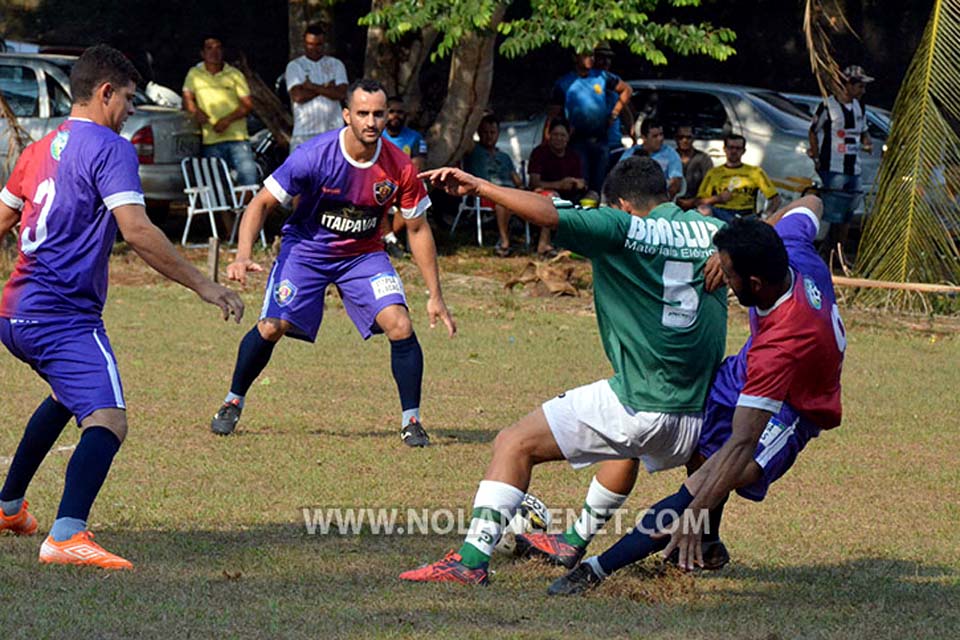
left=763, top=193, right=783, bottom=217
left=227, top=187, right=280, bottom=285
left=405, top=214, right=457, bottom=338
left=420, top=167, right=559, bottom=229
left=0, top=201, right=19, bottom=238
left=764, top=194, right=823, bottom=227
left=656, top=406, right=770, bottom=570
left=113, top=204, right=244, bottom=323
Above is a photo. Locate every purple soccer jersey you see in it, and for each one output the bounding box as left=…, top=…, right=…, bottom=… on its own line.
left=1, top=118, right=144, bottom=319
left=264, top=128, right=430, bottom=258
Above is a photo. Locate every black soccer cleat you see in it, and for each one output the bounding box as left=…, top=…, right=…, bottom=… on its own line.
left=547, top=561, right=605, bottom=596
left=384, top=239, right=406, bottom=259
left=665, top=538, right=730, bottom=571
left=400, top=417, right=430, bottom=447
left=211, top=399, right=242, bottom=436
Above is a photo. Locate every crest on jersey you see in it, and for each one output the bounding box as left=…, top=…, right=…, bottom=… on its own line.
left=373, top=179, right=397, bottom=206
left=803, top=276, right=822, bottom=310
left=50, top=130, right=70, bottom=161
left=274, top=279, right=298, bottom=307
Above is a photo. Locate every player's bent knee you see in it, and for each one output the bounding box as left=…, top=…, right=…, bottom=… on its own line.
left=379, top=306, right=413, bottom=340
left=257, top=318, right=290, bottom=342
left=80, top=409, right=128, bottom=444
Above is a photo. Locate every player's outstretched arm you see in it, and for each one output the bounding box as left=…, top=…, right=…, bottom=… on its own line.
left=419, top=167, right=560, bottom=229
left=765, top=194, right=823, bottom=226
left=113, top=204, right=244, bottom=323
left=0, top=202, right=19, bottom=238
left=227, top=188, right=280, bottom=286
left=405, top=214, right=457, bottom=337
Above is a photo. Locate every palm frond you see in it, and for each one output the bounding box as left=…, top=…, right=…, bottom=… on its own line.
left=857, top=0, right=960, bottom=310
left=803, top=0, right=856, bottom=98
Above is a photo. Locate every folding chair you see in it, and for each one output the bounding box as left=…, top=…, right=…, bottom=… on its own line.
left=449, top=160, right=531, bottom=247
left=180, top=157, right=266, bottom=248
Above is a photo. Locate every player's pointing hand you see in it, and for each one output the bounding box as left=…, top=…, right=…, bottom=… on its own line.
left=427, top=296, right=457, bottom=338
left=418, top=167, right=482, bottom=198
left=226, top=258, right=264, bottom=286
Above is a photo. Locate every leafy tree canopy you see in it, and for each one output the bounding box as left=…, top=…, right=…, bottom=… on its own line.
left=360, top=0, right=736, bottom=64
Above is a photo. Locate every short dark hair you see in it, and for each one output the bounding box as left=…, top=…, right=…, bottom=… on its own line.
left=713, top=218, right=789, bottom=285
left=479, top=114, right=500, bottom=128
left=602, top=156, right=667, bottom=205
left=305, top=23, right=325, bottom=37
left=345, top=78, right=386, bottom=108
left=639, top=118, right=662, bottom=138
left=724, top=133, right=746, bottom=147
left=548, top=117, right=571, bottom=133
left=70, top=44, right=142, bottom=104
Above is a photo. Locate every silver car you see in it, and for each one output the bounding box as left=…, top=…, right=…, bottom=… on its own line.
left=499, top=80, right=819, bottom=203
left=0, top=53, right=200, bottom=208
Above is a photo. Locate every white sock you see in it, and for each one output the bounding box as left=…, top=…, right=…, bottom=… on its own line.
left=384, top=232, right=398, bottom=243
left=585, top=555, right=608, bottom=578
left=567, top=476, right=628, bottom=547
left=462, top=480, right=525, bottom=560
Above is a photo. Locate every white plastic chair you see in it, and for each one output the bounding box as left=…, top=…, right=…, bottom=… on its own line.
left=180, top=157, right=265, bottom=247
left=449, top=160, right=531, bottom=247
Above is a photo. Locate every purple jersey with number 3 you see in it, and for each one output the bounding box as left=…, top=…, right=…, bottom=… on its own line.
left=1, top=118, right=144, bottom=319
left=263, top=128, right=430, bottom=259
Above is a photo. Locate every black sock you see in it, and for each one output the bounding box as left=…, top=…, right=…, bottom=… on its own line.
left=703, top=495, right=727, bottom=542
left=229, top=325, right=277, bottom=397
left=390, top=333, right=423, bottom=413
left=597, top=485, right=694, bottom=575
left=56, top=426, right=121, bottom=522
left=0, top=396, right=73, bottom=503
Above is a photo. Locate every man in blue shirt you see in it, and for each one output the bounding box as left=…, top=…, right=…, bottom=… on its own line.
left=550, top=52, right=632, bottom=194
left=381, top=95, right=429, bottom=257
left=622, top=119, right=683, bottom=199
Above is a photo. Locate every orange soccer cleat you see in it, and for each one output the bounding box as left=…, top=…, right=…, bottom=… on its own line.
left=39, top=531, right=133, bottom=570
left=0, top=500, right=38, bottom=536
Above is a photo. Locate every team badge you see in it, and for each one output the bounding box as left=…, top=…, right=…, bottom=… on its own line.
left=803, top=276, right=822, bottom=310
left=274, top=279, right=298, bottom=306
left=50, top=130, right=70, bottom=161
left=373, top=179, right=398, bottom=205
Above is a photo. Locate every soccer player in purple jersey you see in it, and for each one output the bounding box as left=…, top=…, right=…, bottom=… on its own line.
left=0, top=45, right=244, bottom=569
left=210, top=78, right=456, bottom=446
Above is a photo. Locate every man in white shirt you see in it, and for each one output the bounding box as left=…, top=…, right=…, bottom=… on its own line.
left=285, top=23, right=348, bottom=151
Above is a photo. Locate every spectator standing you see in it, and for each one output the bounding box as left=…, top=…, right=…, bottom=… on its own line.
left=675, top=125, right=715, bottom=210
left=527, top=118, right=585, bottom=256
left=285, top=23, right=348, bottom=152
left=697, top=134, right=781, bottom=222
left=550, top=51, right=632, bottom=194
left=808, top=65, right=874, bottom=266
left=382, top=95, right=428, bottom=257
left=462, top=115, right=524, bottom=256
left=592, top=44, right=633, bottom=154
left=182, top=36, right=258, bottom=187
left=622, top=119, right=683, bottom=199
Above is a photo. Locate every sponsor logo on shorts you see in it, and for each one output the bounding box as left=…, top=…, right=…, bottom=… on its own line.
left=274, top=279, right=298, bottom=306
left=803, top=276, right=822, bottom=310
left=51, top=130, right=69, bottom=161
left=370, top=273, right=404, bottom=300
left=373, top=179, right=398, bottom=205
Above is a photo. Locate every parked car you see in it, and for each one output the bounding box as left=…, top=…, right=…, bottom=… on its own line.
left=498, top=80, right=820, bottom=204
left=0, top=52, right=201, bottom=212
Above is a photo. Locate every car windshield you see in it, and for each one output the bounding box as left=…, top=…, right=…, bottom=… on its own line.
left=746, top=91, right=812, bottom=132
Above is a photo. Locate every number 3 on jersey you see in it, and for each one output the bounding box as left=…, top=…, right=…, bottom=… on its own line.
left=662, top=260, right=699, bottom=328
left=21, top=177, right=56, bottom=255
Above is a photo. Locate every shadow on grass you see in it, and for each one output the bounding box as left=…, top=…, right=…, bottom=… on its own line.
left=1, top=524, right=957, bottom=637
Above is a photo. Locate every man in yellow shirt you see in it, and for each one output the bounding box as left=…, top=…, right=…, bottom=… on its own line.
left=696, top=134, right=780, bottom=222
left=182, top=37, right=258, bottom=186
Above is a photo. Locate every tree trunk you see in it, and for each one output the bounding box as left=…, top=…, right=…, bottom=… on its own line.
left=235, top=54, right=293, bottom=148
left=425, top=4, right=506, bottom=168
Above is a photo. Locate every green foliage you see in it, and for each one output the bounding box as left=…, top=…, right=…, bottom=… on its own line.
left=857, top=0, right=960, bottom=308
left=360, top=0, right=736, bottom=63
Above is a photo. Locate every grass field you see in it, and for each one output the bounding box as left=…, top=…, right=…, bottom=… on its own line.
left=0, top=247, right=958, bottom=639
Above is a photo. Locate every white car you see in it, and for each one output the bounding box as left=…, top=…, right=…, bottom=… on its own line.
left=499, top=80, right=820, bottom=204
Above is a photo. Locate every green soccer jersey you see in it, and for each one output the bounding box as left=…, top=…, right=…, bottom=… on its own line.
left=554, top=203, right=728, bottom=413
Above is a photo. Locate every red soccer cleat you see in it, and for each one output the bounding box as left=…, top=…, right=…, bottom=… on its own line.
left=0, top=500, right=38, bottom=536
left=515, top=532, right=585, bottom=569
left=399, top=550, right=489, bottom=585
